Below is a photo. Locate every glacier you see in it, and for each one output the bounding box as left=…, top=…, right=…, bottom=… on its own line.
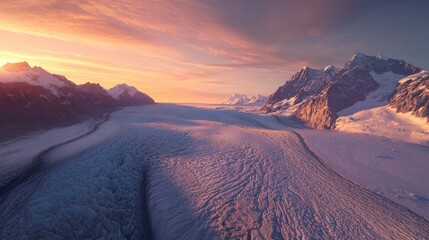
left=0, top=104, right=428, bottom=239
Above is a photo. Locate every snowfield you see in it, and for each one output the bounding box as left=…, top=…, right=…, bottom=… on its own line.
left=0, top=104, right=428, bottom=239
left=336, top=106, right=429, bottom=145
left=298, top=129, right=429, bottom=219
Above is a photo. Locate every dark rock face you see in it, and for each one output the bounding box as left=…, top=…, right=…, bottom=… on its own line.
left=295, top=67, right=380, bottom=129
left=389, top=72, right=429, bottom=120
left=264, top=53, right=423, bottom=129
left=116, top=89, right=155, bottom=106
left=0, top=63, right=154, bottom=141
left=294, top=90, right=337, bottom=129
left=293, top=53, right=421, bottom=129
left=77, top=82, right=117, bottom=108
left=262, top=65, right=338, bottom=112
left=0, top=82, right=111, bottom=141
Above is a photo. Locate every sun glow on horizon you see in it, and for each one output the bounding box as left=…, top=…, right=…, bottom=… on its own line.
left=0, top=1, right=428, bottom=103
left=0, top=60, right=6, bottom=66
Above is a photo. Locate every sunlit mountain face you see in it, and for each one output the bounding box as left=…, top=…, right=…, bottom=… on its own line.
left=0, top=1, right=429, bottom=240
left=0, top=0, right=428, bottom=103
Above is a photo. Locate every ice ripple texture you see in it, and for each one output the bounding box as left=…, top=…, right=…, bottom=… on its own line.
left=0, top=104, right=428, bottom=239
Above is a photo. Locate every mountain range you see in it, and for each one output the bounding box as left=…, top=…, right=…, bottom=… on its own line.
left=224, top=93, right=267, bottom=106
left=0, top=62, right=154, bottom=141
left=262, top=52, right=427, bottom=129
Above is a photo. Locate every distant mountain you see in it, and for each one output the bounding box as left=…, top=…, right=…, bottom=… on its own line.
left=0, top=62, right=154, bottom=141
left=108, top=83, right=154, bottom=106
left=263, top=53, right=424, bottom=129
left=225, top=93, right=267, bottom=106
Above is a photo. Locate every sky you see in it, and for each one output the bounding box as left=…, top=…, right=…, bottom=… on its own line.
left=0, top=0, right=428, bottom=103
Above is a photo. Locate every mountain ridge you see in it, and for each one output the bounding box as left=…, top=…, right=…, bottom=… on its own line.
left=224, top=93, right=267, bottom=106
left=0, top=62, right=155, bottom=141
left=262, top=52, right=425, bottom=129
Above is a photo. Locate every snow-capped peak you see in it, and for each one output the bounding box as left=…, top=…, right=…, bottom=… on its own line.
left=348, top=52, right=369, bottom=64
left=107, top=83, right=139, bottom=99
left=352, top=51, right=366, bottom=59
left=301, top=66, right=317, bottom=72
left=324, top=65, right=339, bottom=73
left=225, top=93, right=267, bottom=106
left=398, top=70, right=429, bottom=84
left=376, top=53, right=386, bottom=60
left=0, top=62, right=67, bottom=96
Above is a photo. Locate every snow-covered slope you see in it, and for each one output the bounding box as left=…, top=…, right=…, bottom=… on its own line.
left=263, top=53, right=422, bottom=129
left=0, top=62, right=154, bottom=141
left=224, top=93, right=267, bottom=106
left=299, top=128, right=429, bottom=218
left=0, top=62, right=71, bottom=96
left=108, top=83, right=154, bottom=105
left=338, top=71, right=405, bottom=116
left=335, top=71, right=429, bottom=144
left=295, top=53, right=421, bottom=129
left=336, top=106, right=429, bottom=145
left=107, top=83, right=139, bottom=99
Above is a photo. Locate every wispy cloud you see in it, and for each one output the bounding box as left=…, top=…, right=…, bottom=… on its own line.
left=0, top=0, right=428, bottom=102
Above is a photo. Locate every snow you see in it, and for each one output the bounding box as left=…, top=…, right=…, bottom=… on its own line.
left=376, top=53, right=386, bottom=60
left=336, top=106, right=429, bottom=145
left=0, top=65, right=67, bottom=96
left=298, top=128, right=429, bottom=218
left=399, top=70, right=428, bottom=84
left=107, top=83, right=139, bottom=99
left=224, top=93, right=267, bottom=106
left=1, top=104, right=428, bottom=239
left=338, top=71, right=405, bottom=116
left=324, top=64, right=339, bottom=72
left=0, top=121, right=94, bottom=187
left=335, top=71, right=429, bottom=145
left=273, top=97, right=303, bottom=116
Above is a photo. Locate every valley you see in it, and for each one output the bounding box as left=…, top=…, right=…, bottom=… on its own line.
left=1, top=104, right=428, bottom=239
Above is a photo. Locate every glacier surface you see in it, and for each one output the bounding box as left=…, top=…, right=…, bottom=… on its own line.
left=0, top=104, right=428, bottom=239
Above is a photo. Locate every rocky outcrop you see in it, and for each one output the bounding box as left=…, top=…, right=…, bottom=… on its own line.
left=295, top=67, right=380, bottom=129
left=389, top=71, right=429, bottom=120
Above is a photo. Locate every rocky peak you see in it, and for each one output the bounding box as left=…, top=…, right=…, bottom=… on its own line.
left=344, top=52, right=421, bottom=75
left=293, top=53, right=422, bottom=129
left=376, top=53, right=386, bottom=60
left=344, top=52, right=377, bottom=71
left=262, top=65, right=339, bottom=113
left=323, top=65, right=339, bottom=78
left=108, top=83, right=139, bottom=99
left=293, top=66, right=321, bottom=81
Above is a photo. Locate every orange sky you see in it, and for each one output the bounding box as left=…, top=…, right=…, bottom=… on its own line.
left=0, top=1, right=294, bottom=103
left=0, top=1, right=427, bottom=103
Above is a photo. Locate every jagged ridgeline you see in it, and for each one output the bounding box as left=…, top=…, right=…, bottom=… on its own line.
left=0, top=62, right=154, bottom=141
left=262, top=53, right=425, bottom=129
